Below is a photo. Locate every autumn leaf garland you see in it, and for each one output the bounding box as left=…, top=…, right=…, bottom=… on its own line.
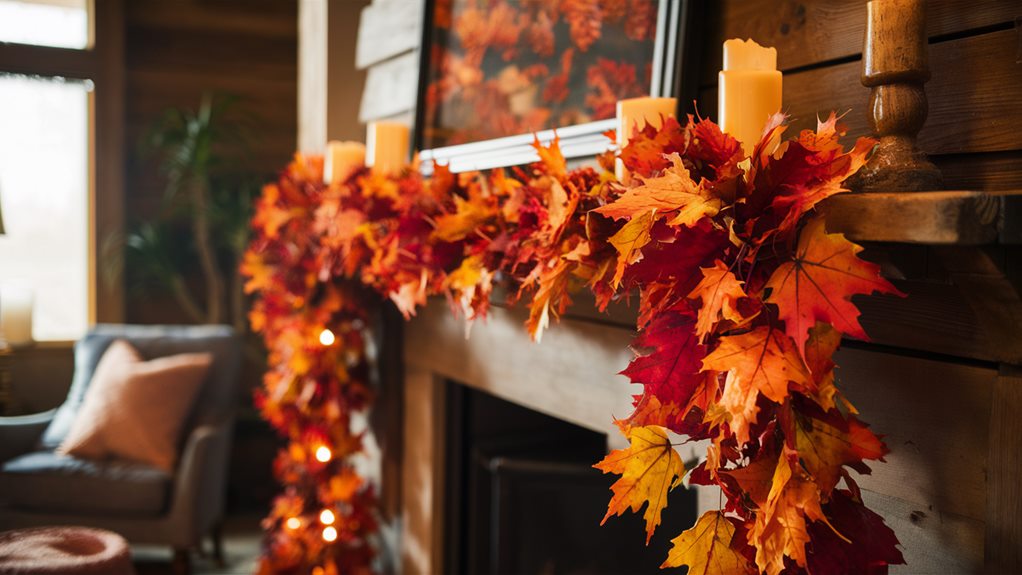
left=243, top=113, right=905, bottom=574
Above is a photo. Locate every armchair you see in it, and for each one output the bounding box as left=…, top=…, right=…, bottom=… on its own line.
left=0, top=324, right=241, bottom=575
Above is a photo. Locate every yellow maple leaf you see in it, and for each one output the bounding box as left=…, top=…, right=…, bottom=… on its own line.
left=662, top=511, right=753, bottom=574
left=607, top=209, right=654, bottom=288
left=593, top=425, right=685, bottom=543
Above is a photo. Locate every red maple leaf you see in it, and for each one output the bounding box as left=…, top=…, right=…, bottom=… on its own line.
left=765, top=216, right=904, bottom=358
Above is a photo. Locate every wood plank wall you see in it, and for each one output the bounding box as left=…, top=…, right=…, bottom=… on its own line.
left=123, top=0, right=298, bottom=323
left=699, top=1, right=1022, bottom=191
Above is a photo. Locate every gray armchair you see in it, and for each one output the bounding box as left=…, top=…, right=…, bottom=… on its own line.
left=0, top=324, right=242, bottom=575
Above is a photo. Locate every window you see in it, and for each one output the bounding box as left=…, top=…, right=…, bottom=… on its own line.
left=0, top=0, right=91, bottom=49
left=0, top=74, right=90, bottom=341
left=0, top=0, right=115, bottom=343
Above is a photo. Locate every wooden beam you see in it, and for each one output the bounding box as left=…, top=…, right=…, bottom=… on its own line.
left=400, top=365, right=445, bottom=575
left=823, top=190, right=1022, bottom=245
left=297, top=0, right=327, bottom=153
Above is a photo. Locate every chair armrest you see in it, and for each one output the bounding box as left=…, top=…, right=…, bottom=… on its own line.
left=167, top=419, right=234, bottom=539
left=0, top=409, right=56, bottom=464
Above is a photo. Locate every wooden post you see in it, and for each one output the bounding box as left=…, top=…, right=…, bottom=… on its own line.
left=849, top=0, right=943, bottom=192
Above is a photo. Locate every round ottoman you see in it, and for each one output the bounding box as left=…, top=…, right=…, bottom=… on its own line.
left=0, top=526, right=135, bottom=575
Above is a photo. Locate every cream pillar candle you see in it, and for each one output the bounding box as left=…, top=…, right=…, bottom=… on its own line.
left=615, top=97, right=677, bottom=181
left=718, top=39, right=782, bottom=156
left=324, top=140, right=366, bottom=185
left=366, top=121, right=410, bottom=176
left=0, top=286, right=33, bottom=346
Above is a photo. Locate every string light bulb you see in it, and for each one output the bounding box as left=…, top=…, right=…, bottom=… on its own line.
left=315, top=445, right=332, bottom=462
left=319, top=328, right=336, bottom=346
left=285, top=517, right=301, bottom=530
left=319, top=509, right=336, bottom=525
left=322, top=525, right=338, bottom=542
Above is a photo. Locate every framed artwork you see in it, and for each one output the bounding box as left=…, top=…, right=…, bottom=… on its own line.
left=414, top=0, right=701, bottom=174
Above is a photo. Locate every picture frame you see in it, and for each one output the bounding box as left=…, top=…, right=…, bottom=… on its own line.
left=413, top=0, right=702, bottom=175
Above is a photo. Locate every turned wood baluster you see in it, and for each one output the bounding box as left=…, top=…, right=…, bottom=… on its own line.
left=850, top=0, right=943, bottom=192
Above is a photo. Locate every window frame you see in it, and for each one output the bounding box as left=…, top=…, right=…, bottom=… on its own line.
left=0, top=0, right=125, bottom=339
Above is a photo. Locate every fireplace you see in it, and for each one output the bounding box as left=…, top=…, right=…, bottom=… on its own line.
left=396, top=300, right=709, bottom=574
left=440, top=383, right=696, bottom=575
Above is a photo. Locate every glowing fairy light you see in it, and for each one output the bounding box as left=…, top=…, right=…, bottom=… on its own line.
left=319, top=509, right=336, bottom=525
left=315, top=445, right=332, bottom=462
left=285, top=517, right=301, bottom=530
left=319, top=328, right=336, bottom=346
left=322, top=525, right=338, bottom=542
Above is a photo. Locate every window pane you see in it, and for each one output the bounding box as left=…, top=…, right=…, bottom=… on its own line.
left=0, top=74, right=89, bottom=342
left=0, top=0, right=90, bottom=50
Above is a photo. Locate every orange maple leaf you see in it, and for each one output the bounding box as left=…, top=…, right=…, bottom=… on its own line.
left=688, top=260, right=748, bottom=342
left=792, top=410, right=887, bottom=493
left=765, top=216, right=903, bottom=358
left=594, top=425, right=685, bottom=544
left=595, top=154, right=719, bottom=227
left=723, top=448, right=778, bottom=510
left=524, top=258, right=573, bottom=341
left=431, top=195, right=494, bottom=242
left=662, top=511, right=754, bottom=574
left=607, top=209, right=654, bottom=288
left=803, top=322, right=843, bottom=411
left=532, top=135, right=567, bottom=180
left=750, top=451, right=835, bottom=575
left=701, top=325, right=811, bottom=444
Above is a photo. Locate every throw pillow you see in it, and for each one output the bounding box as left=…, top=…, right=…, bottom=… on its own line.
left=56, top=339, right=212, bottom=471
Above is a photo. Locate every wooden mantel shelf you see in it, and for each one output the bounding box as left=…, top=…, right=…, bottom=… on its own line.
left=824, top=190, right=1022, bottom=245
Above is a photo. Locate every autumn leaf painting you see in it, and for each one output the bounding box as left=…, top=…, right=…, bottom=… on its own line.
left=422, top=0, right=660, bottom=148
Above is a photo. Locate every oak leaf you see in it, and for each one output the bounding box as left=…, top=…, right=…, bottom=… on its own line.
left=688, top=260, right=747, bottom=342
left=594, top=425, right=685, bottom=543
left=765, top=217, right=903, bottom=358
left=661, top=511, right=754, bottom=574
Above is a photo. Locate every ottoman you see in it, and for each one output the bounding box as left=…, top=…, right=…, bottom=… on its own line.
left=0, top=526, right=135, bottom=575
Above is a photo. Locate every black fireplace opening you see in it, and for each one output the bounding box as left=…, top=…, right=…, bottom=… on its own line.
left=442, top=382, right=697, bottom=575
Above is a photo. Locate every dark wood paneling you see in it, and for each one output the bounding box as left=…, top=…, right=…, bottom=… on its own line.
left=700, top=0, right=1019, bottom=83
left=935, top=151, right=1022, bottom=191
left=122, top=0, right=298, bottom=323
left=701, top=29, right=1022, bottom=156
left=986, top=365, right=1022, bottom=571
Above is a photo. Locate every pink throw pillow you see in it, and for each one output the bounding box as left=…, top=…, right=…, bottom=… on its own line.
left=57, top=339, right=212, bottom=471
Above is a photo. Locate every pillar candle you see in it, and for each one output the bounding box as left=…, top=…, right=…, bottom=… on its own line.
left=718, top=39, right=782, bottom=156
left=0, top=286, right=33, bottom=346
left=323, top=140, right=366, bottom=185
left=366, top=121, right=410, bottom=176
left=615, top=97, right=677, bottom=181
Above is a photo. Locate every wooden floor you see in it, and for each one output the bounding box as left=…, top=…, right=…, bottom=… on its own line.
left=133, top=516, right=261, bottom=575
